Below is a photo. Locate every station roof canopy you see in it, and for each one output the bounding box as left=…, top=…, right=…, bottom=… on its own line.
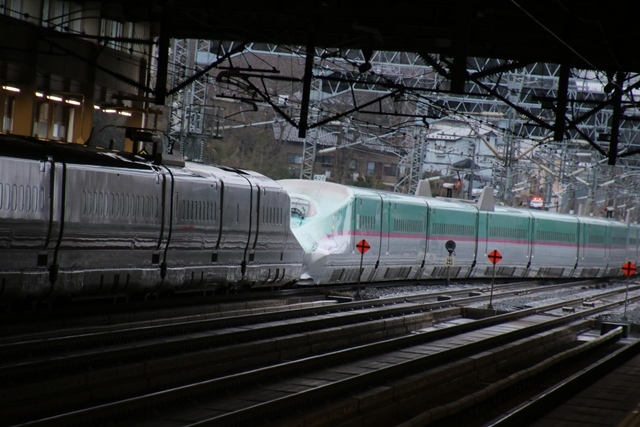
left=113, top=0, right=640, bottom=73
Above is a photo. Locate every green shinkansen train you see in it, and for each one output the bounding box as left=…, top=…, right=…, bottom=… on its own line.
left=280, top=179, right=637, bottom=285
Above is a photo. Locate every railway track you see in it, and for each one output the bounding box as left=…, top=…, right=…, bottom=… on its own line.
left=1, top=279, right=637, bottom=426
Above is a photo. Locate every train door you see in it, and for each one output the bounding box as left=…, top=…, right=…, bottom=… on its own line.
left=604, top=223, right=611, bottom=268
left=480, top=211, right=489, bottom=256
left=155, top=167, right=173, bottom=260
left=525, top=210, right=535, bottom=276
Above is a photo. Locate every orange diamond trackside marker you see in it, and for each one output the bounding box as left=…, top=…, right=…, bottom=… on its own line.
left=488, top=249, right=503, bottom=265
left=356, top=239, right=370, bottom=254
left=622, top=261, right=637, bottom=277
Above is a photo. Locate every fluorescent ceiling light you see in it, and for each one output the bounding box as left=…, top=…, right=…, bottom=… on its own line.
left=2, top=85, right=20, bottom=93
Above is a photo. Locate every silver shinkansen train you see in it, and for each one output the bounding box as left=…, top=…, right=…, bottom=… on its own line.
left=0, top=134, right=303, bottom=301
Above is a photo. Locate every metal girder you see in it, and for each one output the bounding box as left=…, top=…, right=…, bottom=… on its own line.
left=553, top=65, right=569, bottom=141
left=608, top=72, right=626, bottom=165
left=168, top=41, right=640, bottom=178
left=394, top=133, right=425, bottom=194
left=298, top=42, right=315, bottom=138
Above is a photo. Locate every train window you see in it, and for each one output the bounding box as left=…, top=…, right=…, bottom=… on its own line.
left=434, top=222, right=474, bottom=237
left=24, top=186, right=31, bottom=212
left=32, top=186, right=38, bottom=212
left=358, top=214, right=376, bottom=230
left=18, top=185, right=24, bottom=211
left=613, top=236, right=627, bottom=245
left=0, top=183, right=3, bottom=209
left=10, top=184, right=16, bottom=211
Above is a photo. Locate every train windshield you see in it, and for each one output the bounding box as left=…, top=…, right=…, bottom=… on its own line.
left=289, top=195, right=317, bottom=222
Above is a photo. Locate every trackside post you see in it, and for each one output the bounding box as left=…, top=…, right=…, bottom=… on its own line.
left=356, top=239, right=370, bottom=300
left=622, top=261, right=636, bottom=320
left=488, top=249, right=503, bottom=310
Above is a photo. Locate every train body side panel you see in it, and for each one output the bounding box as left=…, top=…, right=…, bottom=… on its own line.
left=55, top=163, right=164, bottom=296
left=576, top=216, right=610, bottom=277
left=352, top=193, right=383, bottom=282
left=628, top=224, right=640, bottom=267
left=422, top=200, right=478, bottom=279
left=529, top=212, right=579, bottom=278
left=378, top=197, right=428, bottom=281
left=475, top=208, right=532, bottom=278
left=162, top=168, right=225, bottom=289
left=0, top=156, right=56, bottom=299
left=606, top=221, right=629, bottom=276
